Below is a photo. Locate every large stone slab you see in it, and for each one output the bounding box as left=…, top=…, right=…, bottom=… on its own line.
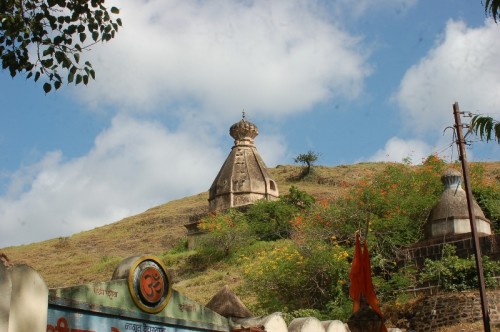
left=8, top=264, right=48, bottom=332
left=0, top=263, right=12, bottom=332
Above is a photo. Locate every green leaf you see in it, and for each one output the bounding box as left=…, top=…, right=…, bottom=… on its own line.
left=73, top=53, right=80, bottom=63
left=42, top=59, right=54, bottom=68
left=79, top=33, right=86, bottom=43
left=110, top=7, right=119, bottom=14
left=55, top=51, right=65, bottom=64
left=54, top=35, right=63, bottom=45
left=92, top=31, right=99, bottom=41
left=76, top=74, right=83, bottom=85
left=42, top=47, right=54, bottom=56
left=68, top=71, right=75, bottom=83
left=83, top=75, right=89, bottom=85
left=43, top=83, right=52, bottom=93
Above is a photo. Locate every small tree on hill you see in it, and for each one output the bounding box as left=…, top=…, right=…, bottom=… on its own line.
left=294, top=150, right=319, bottom=177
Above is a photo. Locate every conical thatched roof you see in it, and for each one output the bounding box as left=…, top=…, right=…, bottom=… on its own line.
left=206, top=285, right=253, bottom=318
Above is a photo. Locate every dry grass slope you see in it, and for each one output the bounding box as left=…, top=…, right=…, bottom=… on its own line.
left=0, top=163, right=391, bottom=288
left=2, top=162, right=499, bottom=319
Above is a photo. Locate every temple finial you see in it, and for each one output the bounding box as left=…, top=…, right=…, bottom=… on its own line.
left=242, top=110, right=246, bottom=120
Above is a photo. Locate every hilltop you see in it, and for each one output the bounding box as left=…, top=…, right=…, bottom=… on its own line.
left=2, top=162, right=499, bottom=311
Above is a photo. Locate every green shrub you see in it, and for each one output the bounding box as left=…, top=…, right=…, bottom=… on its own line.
left=191, top=209, right=254, bottom=269
left=282, top=185, right=316, bottom=210
left=240, top=239, right=350, bottom=313
left=419, top=245, right=500, bottom=291
left=245, top=187, right=315, bottom=241
left=245, top=200, right=296, bottom=241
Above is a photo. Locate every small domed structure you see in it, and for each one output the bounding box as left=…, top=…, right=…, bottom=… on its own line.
left=424, top=168, right=491, bottom=239
left=208, top=113, right=279, bottom=212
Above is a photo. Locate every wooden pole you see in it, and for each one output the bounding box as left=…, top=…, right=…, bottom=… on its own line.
left=453, top=102, right=490, bottom=332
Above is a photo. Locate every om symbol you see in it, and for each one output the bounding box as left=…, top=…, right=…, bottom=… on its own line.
left=139, top=267, right=164, bottom=303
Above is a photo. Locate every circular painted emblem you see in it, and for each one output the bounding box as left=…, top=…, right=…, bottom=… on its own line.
left=139, top=266, right=164, bottom=303
left=128, top=255, right=171, bottom=313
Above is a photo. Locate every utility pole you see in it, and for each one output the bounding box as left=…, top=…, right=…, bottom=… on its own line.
left=453, top=102, right=490, bottom=332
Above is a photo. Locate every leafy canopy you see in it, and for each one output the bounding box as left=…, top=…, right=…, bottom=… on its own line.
left=294, top=150, right=319, bottom=168
left=294, top=150, right=319, bottom=177
left=0, top=0, right=122, bottom=93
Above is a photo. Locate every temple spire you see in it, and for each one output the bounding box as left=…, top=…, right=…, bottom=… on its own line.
left=208, top=114, right=279, bottom=212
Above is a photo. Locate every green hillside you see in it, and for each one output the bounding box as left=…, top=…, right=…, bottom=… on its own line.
left=2, top=161, right=500, bottom=326
left=0, top=163, right=387, bottom=287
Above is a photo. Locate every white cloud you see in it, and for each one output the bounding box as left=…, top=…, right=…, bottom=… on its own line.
left=368, top=137, right=433, bottom=164
left=255, top=133, right=287, bottom=168
left=76, top=0, right=371, bottom=121
left=393, top=19, right=500, bottom=138
left=0, top=115, right=225, bottom=247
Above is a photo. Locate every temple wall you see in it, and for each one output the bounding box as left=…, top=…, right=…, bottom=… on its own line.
left=410, top=290, right=500, bottom=331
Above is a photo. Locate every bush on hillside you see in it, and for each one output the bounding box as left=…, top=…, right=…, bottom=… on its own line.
left=245, top=186, right=315, bottom=241
left=192, top=209, right=254, bottom=269
left=470, top=163, right=500, bottom=229
left=239, top=239, right=350, bottom=315
left=419, top=245, right=500, bottom=291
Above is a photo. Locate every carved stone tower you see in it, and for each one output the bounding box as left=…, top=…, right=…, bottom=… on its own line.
left=208, top=114, right=279, bottom=212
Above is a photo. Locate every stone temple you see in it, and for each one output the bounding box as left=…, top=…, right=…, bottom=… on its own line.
left=423, top=168, right=491, bottom=240
left=407, top=168, right=495, bottom=267
left=185, top=114, right=279, bottom=247
left=208, top=113, right=279, bottom=212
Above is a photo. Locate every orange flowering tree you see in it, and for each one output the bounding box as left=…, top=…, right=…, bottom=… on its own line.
left=326, top=155, right=447, bottom=275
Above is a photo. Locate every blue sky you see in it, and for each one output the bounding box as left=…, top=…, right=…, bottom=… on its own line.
left=1, top=0, right=499, bottom=247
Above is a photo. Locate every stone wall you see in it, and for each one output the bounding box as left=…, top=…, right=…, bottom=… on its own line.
left=406, top=234, right=500, bottom=268
left=410, top=290, right=500, bottom=331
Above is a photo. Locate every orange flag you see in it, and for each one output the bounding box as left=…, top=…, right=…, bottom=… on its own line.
left=349, top=232, right=388, bottom=332
left=349, top=232, right=363, bottom=312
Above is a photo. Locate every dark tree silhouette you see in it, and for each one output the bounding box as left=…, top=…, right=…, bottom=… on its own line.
left=1, top=0, right=121, bottom=93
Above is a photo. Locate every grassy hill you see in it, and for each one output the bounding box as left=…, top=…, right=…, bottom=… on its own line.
left=2, top=162, right=499, bottom=311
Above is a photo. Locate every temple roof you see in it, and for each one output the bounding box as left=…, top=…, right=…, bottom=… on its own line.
left=206, top=285, right=253, bottom=318
left=427, top=168, right=487, bottom=222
